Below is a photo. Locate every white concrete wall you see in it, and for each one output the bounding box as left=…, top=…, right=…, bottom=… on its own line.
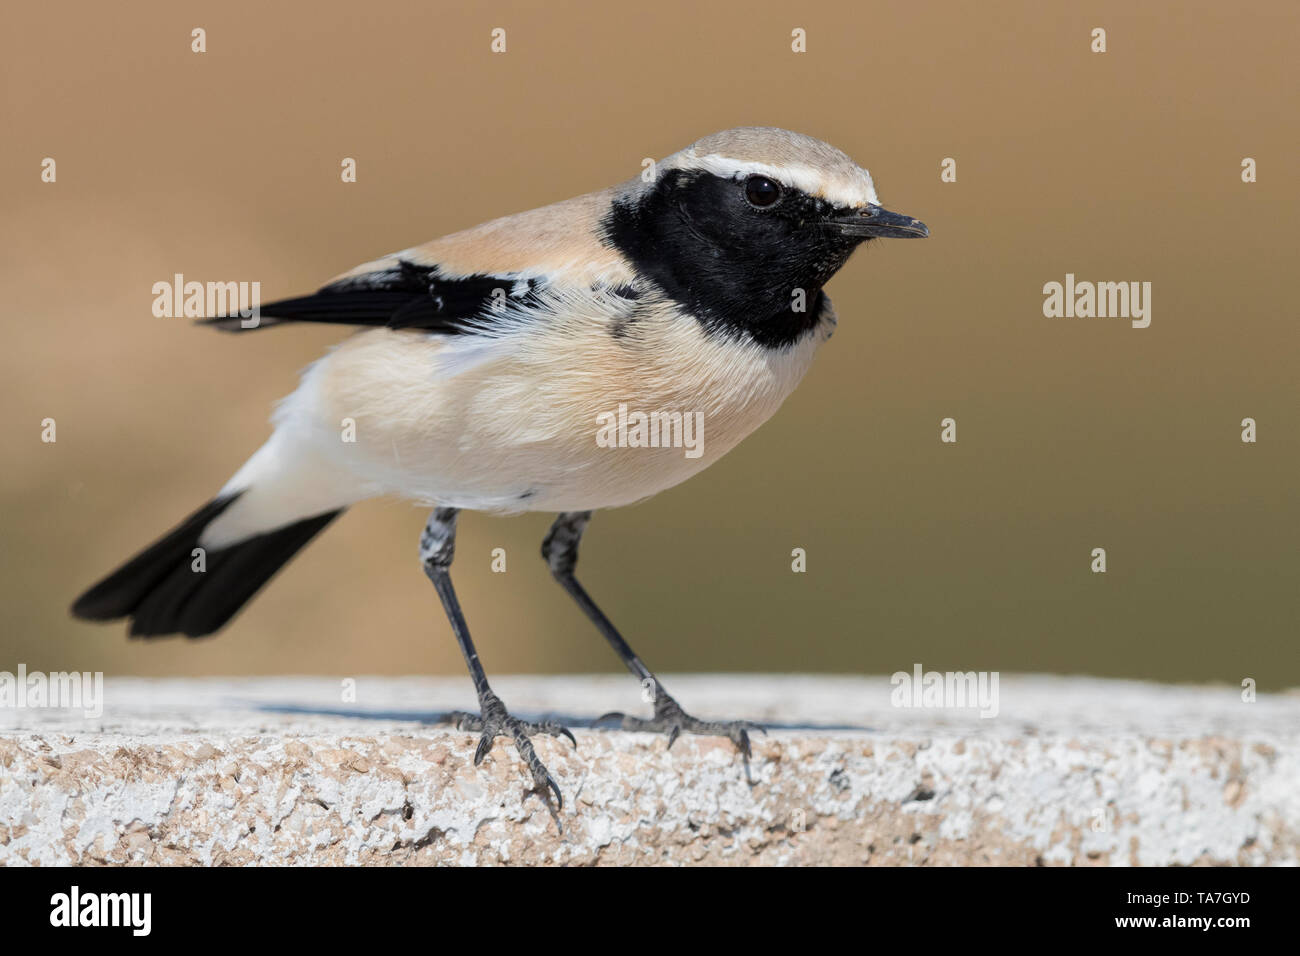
left=1, top=675, right=1295, bottom=865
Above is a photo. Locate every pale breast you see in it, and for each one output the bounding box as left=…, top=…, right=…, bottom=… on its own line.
left=300, top=298, right=833, bottom=513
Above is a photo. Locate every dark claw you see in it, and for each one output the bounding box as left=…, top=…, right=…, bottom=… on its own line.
left=735, top=729, right=751, bottom=760
left=447, top=698, right=573, bottom=810
left=448, top=710, right=479, bottom=733
left=593, top=694, right=764, bottom=764
left=535, top=719, right=577, bottom=749
left=545, top=774, right=563, bottom=810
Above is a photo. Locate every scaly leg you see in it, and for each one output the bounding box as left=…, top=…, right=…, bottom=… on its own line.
left=541, top=511, right=763, bottom=757
left=422, top=507, right=574, bottom=807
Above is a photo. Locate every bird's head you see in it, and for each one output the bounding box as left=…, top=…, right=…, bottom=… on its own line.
left=605, top=127, right=927, bottom=347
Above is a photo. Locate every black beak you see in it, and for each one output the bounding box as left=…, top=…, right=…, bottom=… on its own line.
left=828, top=204, right=929, bottom=239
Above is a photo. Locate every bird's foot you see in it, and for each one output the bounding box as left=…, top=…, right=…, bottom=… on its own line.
left=446, top=692, right=576, bottom=809
left=596, top=692, right=765, bottom=759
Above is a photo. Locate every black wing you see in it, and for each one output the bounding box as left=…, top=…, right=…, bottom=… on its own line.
left=200, top=260, right=539, bottom=334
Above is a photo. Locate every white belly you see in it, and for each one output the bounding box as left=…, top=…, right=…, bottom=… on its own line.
left=278, top=305, right=831, bottom=514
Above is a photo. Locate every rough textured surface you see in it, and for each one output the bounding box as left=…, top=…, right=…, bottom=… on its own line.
left=1, top=675, right=1296, bottom=866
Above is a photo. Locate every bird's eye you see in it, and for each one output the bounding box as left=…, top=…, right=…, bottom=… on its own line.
left=743, top=175, right=783, bottom=208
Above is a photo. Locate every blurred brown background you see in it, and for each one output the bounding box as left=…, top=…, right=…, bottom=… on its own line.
left=2, top=1, right=1296, bottom=685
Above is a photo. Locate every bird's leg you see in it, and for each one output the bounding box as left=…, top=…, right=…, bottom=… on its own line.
left=542, top=511, right=764, bottom=759
left=422, top=507, right=575, bottom=808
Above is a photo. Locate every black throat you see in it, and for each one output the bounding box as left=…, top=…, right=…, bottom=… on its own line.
left=602, top=169, right=862, bottom=349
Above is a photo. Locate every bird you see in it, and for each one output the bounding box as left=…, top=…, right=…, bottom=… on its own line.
left=71, top=127, right=928, bottom=808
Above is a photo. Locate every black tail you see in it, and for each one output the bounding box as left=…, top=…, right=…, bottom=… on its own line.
left=71, top=494, right=342, bottom=638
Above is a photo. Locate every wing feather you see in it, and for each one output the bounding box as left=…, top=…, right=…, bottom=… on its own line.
left=200, top=185, right=637, bottom=334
